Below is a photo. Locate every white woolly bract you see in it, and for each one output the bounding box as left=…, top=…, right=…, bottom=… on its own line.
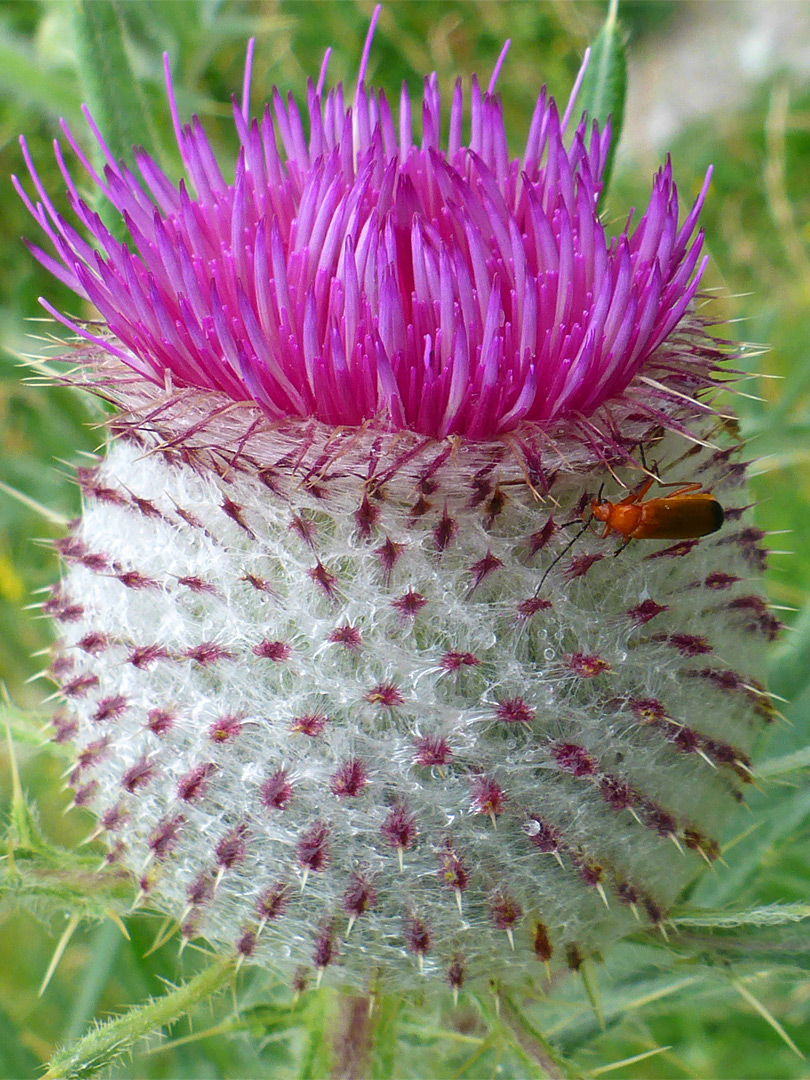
left=51, top=422, right=771, bottom=992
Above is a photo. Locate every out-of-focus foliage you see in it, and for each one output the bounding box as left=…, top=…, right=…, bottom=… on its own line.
left=1, top=2, right=809, bottom=1078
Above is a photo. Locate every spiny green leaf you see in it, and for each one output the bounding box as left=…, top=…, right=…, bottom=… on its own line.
left=577, top=0, right=626, bottom=200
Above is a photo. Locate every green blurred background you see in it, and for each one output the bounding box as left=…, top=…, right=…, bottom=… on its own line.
left=1, top=2, right=809, bottom=1077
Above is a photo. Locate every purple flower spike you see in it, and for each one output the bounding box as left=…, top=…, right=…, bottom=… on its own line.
left=16, top=19, right=709, bottom=440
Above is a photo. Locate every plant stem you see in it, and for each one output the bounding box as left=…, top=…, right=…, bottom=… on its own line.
left=43, top=954, right=235, bottom=1080
left=498, top=992, right=580, bottom=1080
left=331, top=994, right=373, bottom=1080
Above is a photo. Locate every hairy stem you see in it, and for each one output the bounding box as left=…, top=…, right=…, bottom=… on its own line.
left=43, top=954, right=235, bottom=1080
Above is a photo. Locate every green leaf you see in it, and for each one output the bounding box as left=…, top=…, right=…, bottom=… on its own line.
left=0, top=25, right=81, bottom=119
left=577, top=0, right=626, bottom=199
left=0, top=1001, right=40, bottom=1078
left=758, top=744, right=810, bottom=778
left=71, top=0, right=159, bottom=241
left=672, top=903, right=810, bottom=929
left=72, top=0, right=158, bottom=167
left=767, top=595, right=810, bottom=703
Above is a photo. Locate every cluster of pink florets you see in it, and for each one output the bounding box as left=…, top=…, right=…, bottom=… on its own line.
left=16, top=11, right=709, bottom=439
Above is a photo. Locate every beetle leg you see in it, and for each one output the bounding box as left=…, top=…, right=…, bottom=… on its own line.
left=649, top=480, right=703, bottom=496
left=665, top=482, right=704, bottom=498
left=619, top=478, right=654, bottom=506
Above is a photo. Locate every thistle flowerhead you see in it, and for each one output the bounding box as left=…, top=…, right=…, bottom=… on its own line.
left=18, top=11, right=773, bottom=995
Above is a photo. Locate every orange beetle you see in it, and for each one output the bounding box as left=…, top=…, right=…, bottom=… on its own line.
left=591, top=479, right=724, bottom=541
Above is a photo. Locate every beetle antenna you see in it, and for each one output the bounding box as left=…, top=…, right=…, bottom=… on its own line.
left=534, top=517, right=592, bottom=596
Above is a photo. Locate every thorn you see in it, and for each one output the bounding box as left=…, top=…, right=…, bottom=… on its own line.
left=596, top=882, right=610, bottom=909
left=631, top=903, right=640, bottom=922
left=143, top=916, right=174, bottom=957
left=553, top=850, right=565, bottom=869
left=580, top=958, right=605, bottom=1031
left=455, top=889, right=463, bottom=915
left=544, top=960, right=551, bottom=981
left=367, top=994, right=375, bottom=1018
left=489, top=811, right=497, bottom=830
left=452, top=986, right=459, bottom=1007
left=104, top=908, right=130, bottom=941
left=493, top=988, right=501, bottom=1018
left=506, top=927, right=514, bottom=951
left=696, top=748, right=718, bottom=769
left=256, top=917, right=267, bottom=939
left=397, top=847, right=404, bottom=873
left=732, top=977, right=806, bottom=1059
left=418, top=953, right=424, bottom=975
left=346, top=915, right=355, bottom=937
left=78, top=826, right=104, bottom=847
left=658, top=922, right=670, bottom=940
left=213, top=865, right=225, bottom=894
left=300, top=866, right=309, bottom=892
left=628, top=806, right=643, bottom=825
left=129, top=888, right=146, bottom=913
left=315, top=966, right=324, bottom=988
left=178, top=935, right=189, bottom=958
left=236, top=953, right=246, bottom=974
left=39, top=912, right=81, bottom=996
left=697, top=845, right=714, bottom=866
left=669, top=833, right=685, bottom=855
